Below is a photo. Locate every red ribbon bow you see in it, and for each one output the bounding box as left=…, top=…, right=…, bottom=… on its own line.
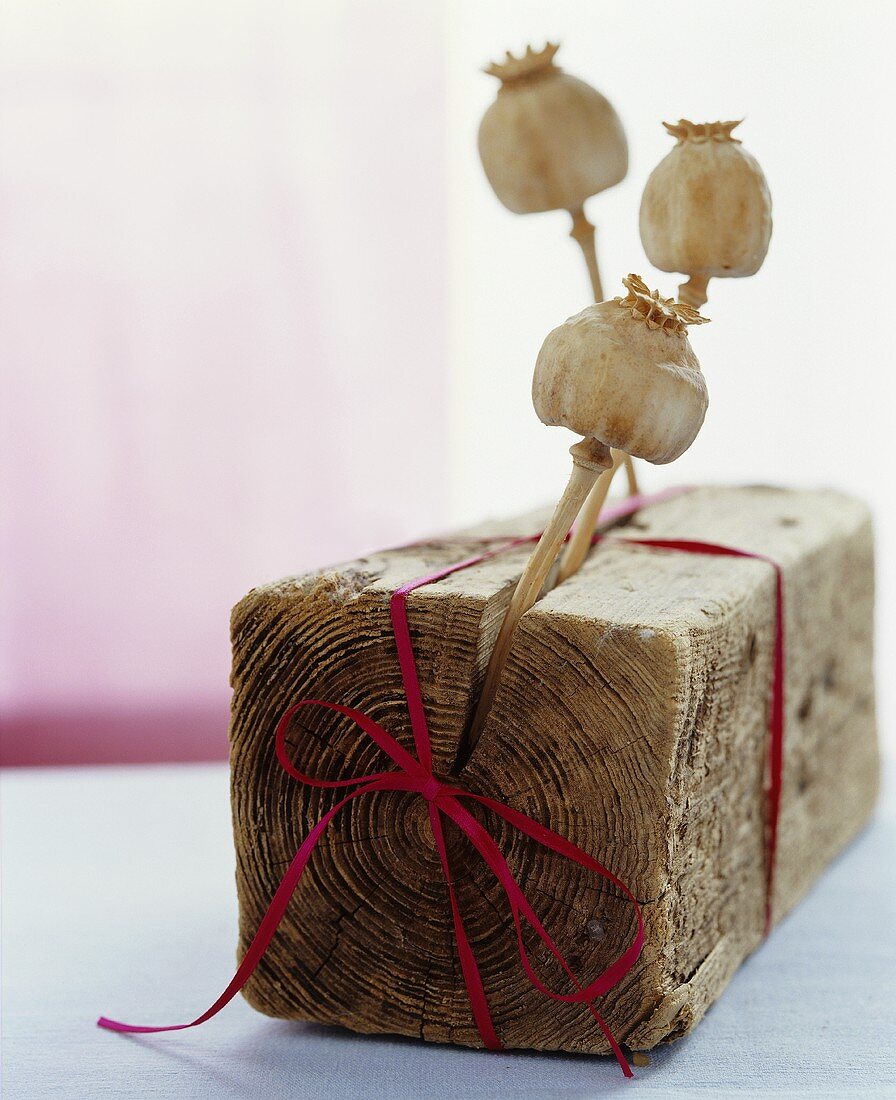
left=99, top=494, right=785, bottom=1082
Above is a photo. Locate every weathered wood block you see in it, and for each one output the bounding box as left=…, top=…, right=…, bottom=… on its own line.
left=229, top=486, right=878, bottom=1053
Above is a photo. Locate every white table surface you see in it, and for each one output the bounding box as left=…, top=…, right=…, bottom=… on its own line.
left=2, top=762, right=894, bottom=1099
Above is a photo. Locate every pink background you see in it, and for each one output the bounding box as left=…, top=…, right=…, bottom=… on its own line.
left=0, top=4, right=448, bottom=765
left=4, top=3, right=893, bottom=765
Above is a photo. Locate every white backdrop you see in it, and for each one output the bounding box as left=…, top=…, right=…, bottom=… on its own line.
left=444, top=0, right=895, bottom=749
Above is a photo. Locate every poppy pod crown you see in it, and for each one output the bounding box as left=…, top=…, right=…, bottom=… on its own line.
left=484, top=42, right=561, bottom=85
left=663, top=118, right=743, bottom=144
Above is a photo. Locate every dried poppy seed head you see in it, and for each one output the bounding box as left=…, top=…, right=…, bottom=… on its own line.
left=640, top=117, right=772, bottom=303
left=478, top=42, right=627, bottom=216
left=533, top=275, right=709, bottom=465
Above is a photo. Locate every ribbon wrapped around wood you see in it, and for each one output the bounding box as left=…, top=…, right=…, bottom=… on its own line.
left=99, top=491, right=786, bottom=1080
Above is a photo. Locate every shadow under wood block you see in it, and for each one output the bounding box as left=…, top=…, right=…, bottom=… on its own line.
left=228, top=487, right=879, bottom=1053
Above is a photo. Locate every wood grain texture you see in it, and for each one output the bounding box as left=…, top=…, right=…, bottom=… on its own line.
left=229, top=486, right=879, bottom=1053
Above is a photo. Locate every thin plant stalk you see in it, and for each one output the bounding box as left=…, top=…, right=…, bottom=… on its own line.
left=569, top=205, right=640, bottom=504
left=557, top=450, right=623, bottom=583
left=464, top=438, right=611, bottom=754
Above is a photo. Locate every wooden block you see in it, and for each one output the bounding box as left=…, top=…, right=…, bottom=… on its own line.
left=229, top=486, right=879, bottom=1053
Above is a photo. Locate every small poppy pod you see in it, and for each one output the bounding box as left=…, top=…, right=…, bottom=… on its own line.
left=640, top=120, right=772, bottom=286
left=533, top=275, right=709, bottom=465
left=478, top=43, right=628, bottom=215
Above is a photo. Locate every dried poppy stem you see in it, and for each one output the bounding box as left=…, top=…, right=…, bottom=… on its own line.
left=569, top=204, right=604, bottom=303
left=678, top=273, right=710, bottom=309
left=621, top=450, right=639, bottom=495
left=569, top=211, right=640, bottom=503
left=465, top=437, right=612, bottom=753
left=567, top=212, right=637, bottom=508
left=564, top=443, right=638, bottom=579
left=557, top=449, right=623, bottom=583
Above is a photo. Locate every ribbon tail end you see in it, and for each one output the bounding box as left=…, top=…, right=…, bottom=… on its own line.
left=97, top=1016, right=168, bottom=1034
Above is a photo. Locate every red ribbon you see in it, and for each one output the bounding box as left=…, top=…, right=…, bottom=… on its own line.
left=98, top=498, right=785, bottom=1077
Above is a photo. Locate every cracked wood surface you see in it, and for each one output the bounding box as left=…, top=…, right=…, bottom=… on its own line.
left=229, top=486, right=879, bottom=1053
